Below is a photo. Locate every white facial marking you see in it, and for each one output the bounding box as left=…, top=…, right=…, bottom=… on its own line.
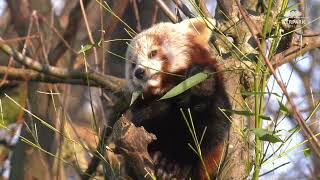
left=139, top=59, right=163, bottom=76
left=148, top=79, right=160, bottom=87
left=147, top=75, right=161, bottom=87
left=160, top=32, right=190, bottom=73
left=125, top=21, right=195, bottom=94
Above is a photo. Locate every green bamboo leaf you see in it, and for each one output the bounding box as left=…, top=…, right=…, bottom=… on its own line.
left=278, top=100, right=290, bottom=115
left=241, top=91, right=281, bottom=97
left=303, top=148, right=311, bottom=157
left=288, top=126, right=299, bottom=133
left=130, top=91, right=142, bottom=106
left=252, top=128, right=283, bottom=143
left=160, top=72, right=209, bottom=100
left=224, top=110, right=271, bottom=121
left=259, top=115, right=272, bottom=121
left=285, top=3, right=300, bottom=13
left=78, top=44, right=94, bottom=54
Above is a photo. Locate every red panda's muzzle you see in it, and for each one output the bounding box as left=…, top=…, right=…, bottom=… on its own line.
left=133, top=67, right=146, bottom=80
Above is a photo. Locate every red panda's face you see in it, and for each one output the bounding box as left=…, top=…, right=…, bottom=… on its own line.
left=125, top=18, right=214, bottom=96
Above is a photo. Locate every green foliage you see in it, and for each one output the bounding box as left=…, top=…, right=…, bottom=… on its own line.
left=225, top=109, right=271, bottom=121
left=303, top=148, right=311, bottom=157
left=160, top=72, right=209, bottom=100
left=78, top=39, right=103, bottom=54
left=130, top=91, right=142, bottom=106
left=241, top=91, right=281, bottom=97
left=0, top=85, right=26, bottom=126
left=180, top=108, right=211, bottom=180
left=278, top=100, right=291, bottom=115
left=252, top=128, right=283, bottom=143
left=78, top=44, right=94, bottom=54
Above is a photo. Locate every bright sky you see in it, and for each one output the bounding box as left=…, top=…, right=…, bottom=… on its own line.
left=0, top=0, right=6, bottom=16
left=262, top=61, right=312, bottom=179
left=0, top=0, right=65, bottom=15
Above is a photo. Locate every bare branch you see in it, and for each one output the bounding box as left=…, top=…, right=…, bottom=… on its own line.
left=195, top=0, right=212, bottom=18
left=295, top=31, right=320, bottom=37
left=132, top=0, right=142, bottom=32
left=172, top=0, right=195, bottom=18
left=156, top=0, right=177, bottom=23
left=0, top=66, right=99, bottom=87
left=151, top=3, right=159, bottom=25
left=0, top=42, right=125, bottom=91
left=272, top=36, right=320, bottom=69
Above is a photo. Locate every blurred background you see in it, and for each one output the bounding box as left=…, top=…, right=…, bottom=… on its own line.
left=0, top=0, right=319, bottom=179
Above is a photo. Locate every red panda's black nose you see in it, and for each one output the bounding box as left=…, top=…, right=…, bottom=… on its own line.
left=134, top=68, right=145, bottom=79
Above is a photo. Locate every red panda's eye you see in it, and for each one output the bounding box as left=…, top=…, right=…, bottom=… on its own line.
left=148, top=50, right=158, bottom=58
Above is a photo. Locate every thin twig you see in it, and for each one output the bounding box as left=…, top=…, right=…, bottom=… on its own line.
left=100, top=0, right=106, bottom=74
left=0, top=35, right=39, bottom=45
left=36, top=13, right=77, bottom=54
left=97, top=0, right=130, bottom=38
left=33, top=11, right=50, bottom=64
left=0, top=57, right=13, bottom=88
left=259, top=162, right=290, bottom=177
left=81, top=128, right=108, bottom=180
left=80, top=0, right=99, bottom=71
left=48, top=0, right=91, bottom=65
left=295, top=31, right=320, bottom=37
left=22, top=12, right=35, bottom=56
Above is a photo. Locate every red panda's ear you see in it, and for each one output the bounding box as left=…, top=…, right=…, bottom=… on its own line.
left=180, top=18, right=215, bottom=43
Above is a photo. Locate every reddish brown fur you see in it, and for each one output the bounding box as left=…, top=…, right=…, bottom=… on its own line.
left=186, top=33, right=224, bottom=82
left=144, top=32, right=224, bottom=99
left=151, top=33, right=166, bottom=46
left=198, top=143, right=224, bottom=180
left=126, top=19, right=231, bottom=179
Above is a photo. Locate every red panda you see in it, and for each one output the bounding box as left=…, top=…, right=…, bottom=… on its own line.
left=125, top=18, right=232, bottom=179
